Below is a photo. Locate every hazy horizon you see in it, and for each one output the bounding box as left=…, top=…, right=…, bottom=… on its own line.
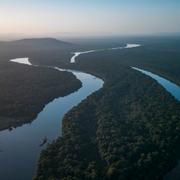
left=0, top=0, right=180, bottom=39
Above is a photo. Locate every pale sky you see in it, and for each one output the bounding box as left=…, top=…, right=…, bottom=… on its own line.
left=0, top=0, right=180, bottom=37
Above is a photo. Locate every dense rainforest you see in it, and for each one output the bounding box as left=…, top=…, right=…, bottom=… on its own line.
left=35, top=38, right=180, bottom=180
left=0, top=61, right=81, bottom=130
left=0, top=38, right=82, bottom=130
left=0, top=37, right=179, bottom=179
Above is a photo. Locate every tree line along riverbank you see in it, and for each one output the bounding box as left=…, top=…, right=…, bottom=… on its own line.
left=35, top=49, right=180, bottom=180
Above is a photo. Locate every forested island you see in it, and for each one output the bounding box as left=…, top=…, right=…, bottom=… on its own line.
left=0, top=39, right=82, bottom=130
left=35, top=38, right=180, bottom=180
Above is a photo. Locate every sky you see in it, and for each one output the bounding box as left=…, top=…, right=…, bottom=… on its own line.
left=0, top=0, right=180, bottom=38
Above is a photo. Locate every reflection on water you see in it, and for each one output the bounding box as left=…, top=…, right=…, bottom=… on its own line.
left=0, top=58, right=103, bottom=180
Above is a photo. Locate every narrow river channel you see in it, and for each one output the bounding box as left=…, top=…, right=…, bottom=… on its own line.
left=0, top=57, right=103, bottom=180
left=0, top=43, right=140, bottom=179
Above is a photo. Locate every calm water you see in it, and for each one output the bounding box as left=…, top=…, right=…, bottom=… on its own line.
left=0, top=44, right=140, bottom=179
left=132, top=67, right=180, bottom=101
left=132, top=67, right=180, bottom=180
left=0, top=58, right=103, bottom=180
left=1, top=44, right=178, bottom=180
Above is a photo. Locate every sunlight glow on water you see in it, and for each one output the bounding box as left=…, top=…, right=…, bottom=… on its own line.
left=10, top=57, right=32, bottom=65
left=70, top=43, right=141, bottom=63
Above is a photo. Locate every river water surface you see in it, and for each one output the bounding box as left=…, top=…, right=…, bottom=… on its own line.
left=0, top=57, right=103, bottom=180
left=132, top=67, right=180, bottom=101
left=0, top=44, right=179, bottom=180
left=0, top=44, right=141, bottom=179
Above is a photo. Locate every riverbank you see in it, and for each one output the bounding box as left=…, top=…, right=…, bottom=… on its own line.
left=0, top=58, right=103, bottom=180
left=35, top=46, right=180, bottom=179
left=0, top=59, right=82, bottom=131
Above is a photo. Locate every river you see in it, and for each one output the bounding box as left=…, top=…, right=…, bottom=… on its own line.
left=132, top=67, right=180, bottom=101
left=0, top=43, right=179, bottom=180
left=0, top=43, right=140, bottom=179
left=132, top=67, right=180, bottom=180
left=70, top=43, right=141, bottom=63
left=0, top=57, right=104, bottom=180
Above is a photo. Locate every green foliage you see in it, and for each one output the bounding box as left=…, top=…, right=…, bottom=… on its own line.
left=3, top=37, right=178, bottom=179
left=35, top=60, right=180, bottom=179
left=0, top=61, right=81, bottom=130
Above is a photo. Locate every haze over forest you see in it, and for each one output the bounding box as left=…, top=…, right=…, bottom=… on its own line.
left=0, top=1, right=180, bottom=180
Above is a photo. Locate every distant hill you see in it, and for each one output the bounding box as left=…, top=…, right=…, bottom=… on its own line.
left=0, top=38, right=75, bottom=51
left=12, top=38, right=73, bottom=47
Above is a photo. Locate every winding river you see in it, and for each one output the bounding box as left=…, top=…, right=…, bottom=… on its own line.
left=0, top=43, right=179, bottom=180
left=0, top=57, right=104, bottom=180
left=70, top=43, right=141, bottom=63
